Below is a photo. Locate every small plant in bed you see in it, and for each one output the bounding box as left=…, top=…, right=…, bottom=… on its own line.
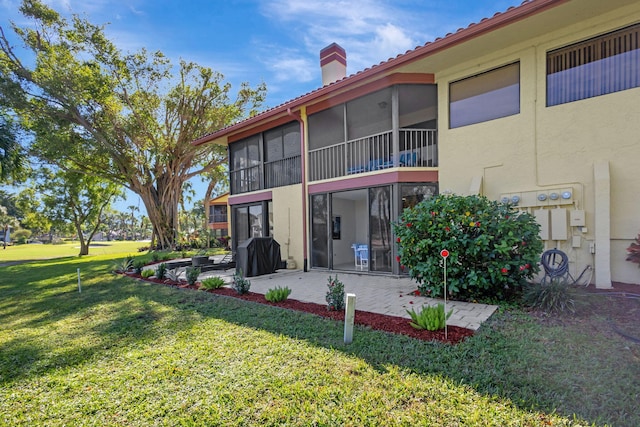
left=141, top=269, right=154, bottom=279
left=407, top=303, right=453, bottom=331
left=165, top=268, right=183, bottom=284
left=155, top=263, right=167, bottom=280
left=132, top=259, right=146, bottom=275
left=112, top=256, right=133, bottom=274
left=200, top=276, right=226, bottom=290
left=231, top=270, right=251, bottom=295
left=185, top=267, right=201, bottom=286
left=325, top=275, right=345, bottom=311
left=265, top=286, right=292, bottom=303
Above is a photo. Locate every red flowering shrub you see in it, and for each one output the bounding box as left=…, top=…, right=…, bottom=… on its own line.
left=626, top=233, right=640, bottom=267
left=394, top=194, right=543, bottom=301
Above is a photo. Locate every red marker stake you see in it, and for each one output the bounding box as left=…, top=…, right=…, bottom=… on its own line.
left=440, top=249, right=449, bottom=340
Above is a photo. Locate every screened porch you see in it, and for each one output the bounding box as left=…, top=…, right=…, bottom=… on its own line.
left=307, top=83, right=438, bottom=182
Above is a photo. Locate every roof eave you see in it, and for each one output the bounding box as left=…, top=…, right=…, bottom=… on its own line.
left=192, top=0, right=567, bottom=147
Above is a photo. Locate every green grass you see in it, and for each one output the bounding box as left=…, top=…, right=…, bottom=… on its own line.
left=0, top=254, right=638, bottom=426
left=0, top=240, right=145, bottom=261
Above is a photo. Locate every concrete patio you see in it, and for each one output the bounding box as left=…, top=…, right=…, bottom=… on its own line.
left=196, top=261, right=497, bottom=331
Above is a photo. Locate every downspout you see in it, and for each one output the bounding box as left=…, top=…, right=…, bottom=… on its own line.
left=287, top=107, right=308, bottom=272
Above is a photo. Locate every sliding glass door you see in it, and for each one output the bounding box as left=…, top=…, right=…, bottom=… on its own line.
left=369, top=186, right=392, bottom=272
left=310, top=194, right=329, bottom=268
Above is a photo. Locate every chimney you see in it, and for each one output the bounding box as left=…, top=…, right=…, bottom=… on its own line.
left=320, top=43, right=346, bottom=86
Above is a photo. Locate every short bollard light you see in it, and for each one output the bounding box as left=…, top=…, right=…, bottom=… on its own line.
left=344, top=293, right=356, bottom=344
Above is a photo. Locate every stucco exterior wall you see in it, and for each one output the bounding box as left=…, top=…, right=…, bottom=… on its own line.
left=270, top=184, right=304, bottom=268
left=435, top=5, right=640, bottom=285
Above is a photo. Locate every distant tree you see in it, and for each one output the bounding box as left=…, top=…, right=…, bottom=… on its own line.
left=0, top=111, right=27, bottom=184
left=139, top=215, right=152, bottom=240
left=0, top=190, right=22, bottom=219
left=0, top=205, right=19, bottom=242
left=38, top=167, right=122, bottom=255
left=0, top=0, right=265, bottom=249
left=14, top=187, right=51, bottom=238
left=127, top=205, right=139, bottom=241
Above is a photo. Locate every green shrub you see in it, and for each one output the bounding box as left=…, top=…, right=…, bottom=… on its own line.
left=523, top=281, right=575, bottom=314
left=325, top=275, right=345, bottom=311
left=12, top=229, right=31, bottom=244
left=155, top=263, right=167, bottom=280
left=112, top=257, right=133, bottom=273
left=394, top=194, right=543, bottom=302
left=141, top=269, right=154, bottom=279
left=200, top=276, right=226, bottom=290
left=265, top=286, right=292, bottom=303
left=185, top=267, right=201, bottom=286
left=165, top=268, right=182, bottom=283
left=407, top=303, right=453, bottom=331
left=232, top=270, right=251, bottom=295
left=132, top=259, right=146, bottom=274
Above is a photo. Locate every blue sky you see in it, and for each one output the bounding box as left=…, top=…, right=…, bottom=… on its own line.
left=1, top=0, right=522, bottom=214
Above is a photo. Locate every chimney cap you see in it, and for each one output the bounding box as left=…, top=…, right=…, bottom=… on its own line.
left=320, top=43, right=346, bottom=67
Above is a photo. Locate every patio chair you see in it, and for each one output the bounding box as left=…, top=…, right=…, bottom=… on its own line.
left=357, top=245, right=369, bottom=270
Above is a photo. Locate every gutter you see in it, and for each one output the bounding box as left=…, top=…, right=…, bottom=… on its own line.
left=287, top=107, right=308, bottom=272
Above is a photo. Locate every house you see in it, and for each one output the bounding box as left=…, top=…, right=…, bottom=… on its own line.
left=207, top=192, right=230, bottom=240
left=194, top=0, right=640, bottom=288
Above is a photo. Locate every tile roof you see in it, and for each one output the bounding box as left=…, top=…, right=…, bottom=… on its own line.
left=193, top=0, right=563, bottom=146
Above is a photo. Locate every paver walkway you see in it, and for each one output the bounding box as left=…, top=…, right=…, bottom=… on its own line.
left=199, top=265, right=497, bottom=331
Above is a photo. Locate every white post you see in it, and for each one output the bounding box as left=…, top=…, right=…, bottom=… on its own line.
left=77, top=268, right=82, bottom=293
left=344, top=293, right=356, bottom=344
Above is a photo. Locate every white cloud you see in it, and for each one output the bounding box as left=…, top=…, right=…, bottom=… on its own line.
left=270, top=56, right=316, bottom=83
left=258, top=0, right=425, bottom=77
left=372, top=23, right=414, bottom=61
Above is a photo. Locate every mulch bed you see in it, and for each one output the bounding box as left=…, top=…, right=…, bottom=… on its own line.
left=125, top=273, right=475, bottom=344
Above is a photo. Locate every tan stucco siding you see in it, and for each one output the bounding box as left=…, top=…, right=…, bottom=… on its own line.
left=270, top=184, right=304, bottom=268
left=433, top=4, right=640, bottom=284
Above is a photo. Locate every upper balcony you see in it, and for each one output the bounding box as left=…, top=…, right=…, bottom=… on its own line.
left=229, top=82, right=438, bottom=194
left=230, top=155, right=302, bottom=195
left=307, top=83, right=437, bottom=182
left=309, top=128, right=437, bottom=181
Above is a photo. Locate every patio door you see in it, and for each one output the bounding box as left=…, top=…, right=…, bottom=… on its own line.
left=310, top=194, right=329, bottom=268
left=369, top=186, right=392, bottom=272
left=310, top=186, right=392, bottom=272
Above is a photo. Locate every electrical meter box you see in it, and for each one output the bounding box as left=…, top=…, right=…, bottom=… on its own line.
left=570, top=210, right=586, bottom=227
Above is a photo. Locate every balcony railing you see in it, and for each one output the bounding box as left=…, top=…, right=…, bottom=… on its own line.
left=309, top=129, right=437, bottom=181
left=230, top=164, right=262, bottom=194
left=230, top=155, right=302, bottom=195
left=209, top=214, right=228, bottom=224
left=265, top=155, right=302, bottom=189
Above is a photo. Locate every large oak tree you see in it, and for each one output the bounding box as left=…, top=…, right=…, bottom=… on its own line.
left=0, top=0, right=265, bottom=248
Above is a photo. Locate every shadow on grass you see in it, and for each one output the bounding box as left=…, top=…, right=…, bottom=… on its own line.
left=1, top=263, right=637, bottom=426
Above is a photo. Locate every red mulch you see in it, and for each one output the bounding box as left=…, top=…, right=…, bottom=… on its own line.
left=126, top=273, right=475, bottom=344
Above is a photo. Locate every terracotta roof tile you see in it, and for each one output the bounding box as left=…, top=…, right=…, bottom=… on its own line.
left=193, top=0, right=560, bottom=145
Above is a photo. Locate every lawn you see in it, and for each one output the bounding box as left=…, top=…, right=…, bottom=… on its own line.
left=0, top=251, right=638, bottom=426
left=0, top=240, right=145, bottom=262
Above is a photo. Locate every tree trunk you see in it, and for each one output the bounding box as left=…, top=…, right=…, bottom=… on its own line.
left=203, top=180, right=217, bottom=249
left=133, top=177, right=182, bottom=250
left=74, top=221, right=89, bottom=256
